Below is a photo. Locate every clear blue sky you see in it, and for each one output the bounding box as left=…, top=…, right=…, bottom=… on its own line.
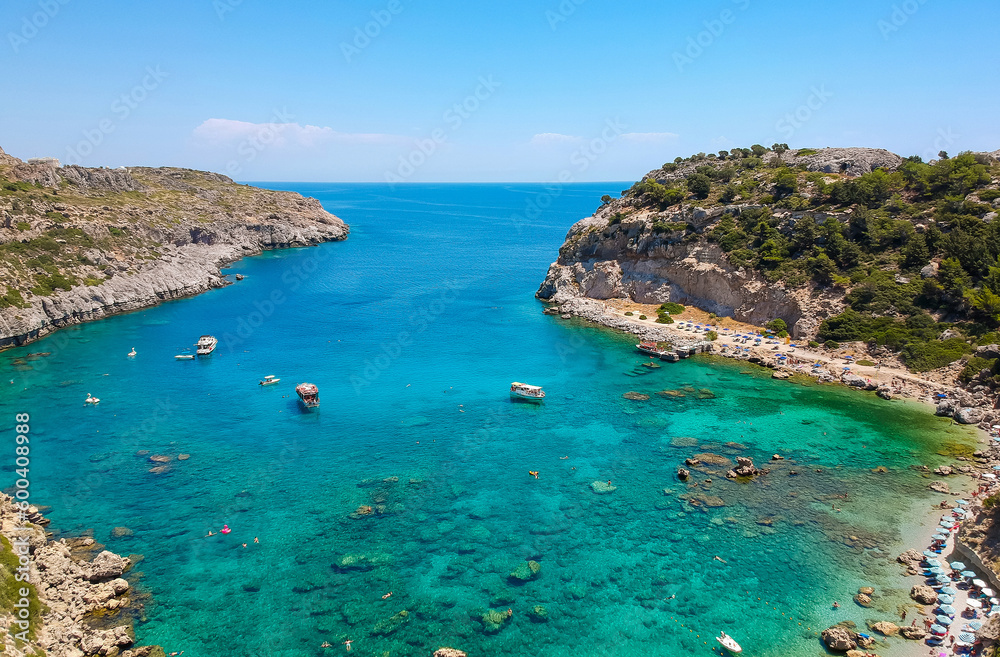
left=2, top=0, right=998, bottom=182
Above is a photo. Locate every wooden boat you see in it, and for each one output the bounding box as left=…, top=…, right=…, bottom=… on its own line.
left=296, top=382, right=320, bottom=408
left=510, top=382, right=545, bottom=402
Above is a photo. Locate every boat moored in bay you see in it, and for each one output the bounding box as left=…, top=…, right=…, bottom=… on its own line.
left=510, top=382, right=545, bottom=402
left=296, top=382, right=320, bottom=408
left=196, top=335, right=218, bottom=355
left=259, top=375, right=280, bottom=386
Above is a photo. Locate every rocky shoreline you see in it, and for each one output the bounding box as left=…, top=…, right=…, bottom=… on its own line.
left=0, top=147, right=349, bottom=350
left=547, top=296, right=1000, bottom=432
left=0, top=494, right=163, bottom=657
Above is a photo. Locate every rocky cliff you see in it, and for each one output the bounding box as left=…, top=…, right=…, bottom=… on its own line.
left=0, top=494, right=162, bottom=657
left=0, top=147, right=348, bottom=349
left=537, top=146, right=999, bottom=339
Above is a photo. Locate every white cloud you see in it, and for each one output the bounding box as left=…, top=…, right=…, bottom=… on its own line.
left=529, top=132, right=584, bottom=146
left=192, top=118, right=405, bottom=147
left=620, top=132, right=679, bottom=143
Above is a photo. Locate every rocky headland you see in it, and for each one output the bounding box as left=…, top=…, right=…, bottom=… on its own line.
left=0, top=494, right=162, bottom=657
left=0, top=146, right=348, bottom=349
left=538, top=145, right=1000, bottom=426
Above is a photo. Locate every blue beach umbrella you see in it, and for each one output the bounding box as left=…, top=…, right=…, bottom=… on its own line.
left=939, top=604, right=956, bottom=614
left=963, top=570, right=978, bottom=578
left=938, top=595, right=955, bottom=604
left=941, top=586, right=958, bottom=595
left=937, top=615, right=954, bottom=625
left=930, top=624, right=948, bottom=634
left=951, top=562, right=968, bottom=570
left=936, top=575, right=952, bottom=583
left=925, top=549, right=941, bottom=557
left=968, top=621, right=983, bottom=630
left=930, top=566, right=946, bottom=574
left=994, top=465, right=1000, bottom=471
left=957, top=500, right=969, bottom=505
left=934, top=533, right=949, bottom=540
left=959, top=632, right=977, bottom=643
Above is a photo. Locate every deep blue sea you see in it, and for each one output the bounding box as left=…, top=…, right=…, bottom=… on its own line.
left=0, top=183, right=977, bottom=657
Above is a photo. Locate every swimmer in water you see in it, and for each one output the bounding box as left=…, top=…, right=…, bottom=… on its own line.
left=205, top=531, right=214, bottom=537
left=713, top=556, right=727, bottom=563
left=321, top=641, right=331, bottom=648
left=382, top=591, right=393, bottom=600
left=254, top=537, right=259, bottom=544
left=343, top=639, right=353, bottom=651
left=833, top=601, right=840, bottom=608
left=529, top=471, right=539, bottom=479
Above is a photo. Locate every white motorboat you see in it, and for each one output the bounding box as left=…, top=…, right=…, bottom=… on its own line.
left=259, top=375, right=281, bottom=386
left=196, top=335, right=218, bottom=355
left=716, top=631, right=742, bottom=654
left=175, top=354, right=195, bottom=360
left=510, top=382, right=545, bottom=402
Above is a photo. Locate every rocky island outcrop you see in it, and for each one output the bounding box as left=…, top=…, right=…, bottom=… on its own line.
left=0, top=146, right=348, bottom=349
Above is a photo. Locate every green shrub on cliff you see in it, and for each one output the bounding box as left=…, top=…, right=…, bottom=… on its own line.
left=659, top=302, right=685, bottom=315
left=0, top=536, right=43, bottom=641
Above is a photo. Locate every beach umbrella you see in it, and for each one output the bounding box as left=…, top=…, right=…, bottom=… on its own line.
left=934, top=533, right=949, bottom=540
left=963, top=571, right=978, bottom=578
left=940, top=519, right=955, bottom=527
left=967, top=599, right=983, bottom=609
left=968, top=621, right=984, bottom=630
left=925, top=549, right=942, bottom=557
left=939, top=604, right=956, bottom=614
left=959, top=632, right=977, bottom=643
left=936, top=615, right=954, bottom=625
left=930, top=624, right=948, bottom=634
left=975, top=579, right=988, bottom=588
left=930, top=566, right=947, bottom=574
left=983, top=588, right=995, bottom=597
left=936, top=575, right=952, bottom=583
left=951, top=562, right=967, bottom=570
left=941, top=586, right=958, bottom=594
left=938, top=595, right=955, bottom=604
left=957, top=500, right=969, bottom=505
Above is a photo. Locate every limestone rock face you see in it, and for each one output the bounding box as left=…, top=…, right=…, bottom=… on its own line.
left=900, top=626, right=927, bottom=640
left=782, top=147, right=903, bottom=175
left=821, top=625, right=858, bottom=651
left=929, top=480, right=950, bottom=493
left=87, top=550, right=130, bottom=582
left=0, top=159, right=349, bottom=349
left=870, top=621, right=899, bottom=636
left=910, top=584, right=938, bottom=605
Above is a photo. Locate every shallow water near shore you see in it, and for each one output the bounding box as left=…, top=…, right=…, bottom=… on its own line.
left=0, top=183, right=979, bottom=657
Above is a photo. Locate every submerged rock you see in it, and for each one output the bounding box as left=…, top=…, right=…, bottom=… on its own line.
left=677, top=468, right=690, bottom=481
left=372, top=610, right=409, bottom=636
left=623, top=391, right=650, bottom=401
left=527, top=605, right=549, bottom=623
left=508, top=560, right=541, bottom=582
left=434, top=649, right=468, bottom=657
left=869, top=620, right=898, bottom=636
left=480, top=608, right=513, bottom=634
left=590, top=481, right=617, bottom=494
left=331, top=553, right=389, bottom=573
left=929, top=480, right=950, bottom=493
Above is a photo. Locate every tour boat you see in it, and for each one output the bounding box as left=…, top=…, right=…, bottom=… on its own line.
left=175, top=354, right=195, bottom=360
left=716, top=632, right=742, bottom=654
left=259, top=375, right=281, bottom=386
left=296, top=383, right=320, bottom=408
left=196, top=335, right=218, bottom=355
left=510, top=382, right=545, bottom=402
left=636, top=341, right=671, bottom=358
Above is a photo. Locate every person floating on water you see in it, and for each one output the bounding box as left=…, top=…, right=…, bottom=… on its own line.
left=713, top=556, right=727, bottom=563
left=382, top=591, right=393, bottom=600
left=221, top=524, right=231, bottom=534
left=832, top=602, right=840, bottom=608
left=205, top=531, right=214, bottom=537
left=343, top=639, right=353, bottom=651
left=321, top=641, right=331, bottom=648
left=254, top=537, right=259, bottom=543
left=529, top=471, right=539, bottom=479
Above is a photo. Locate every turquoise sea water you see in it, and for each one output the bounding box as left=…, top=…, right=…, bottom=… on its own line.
left=0, top=183, right=978, bottom=656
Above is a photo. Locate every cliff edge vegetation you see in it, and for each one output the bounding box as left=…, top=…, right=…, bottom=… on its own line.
left=0, top=146, right=348, bottom=349
left=539, top=144, right=1000, bottom=381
